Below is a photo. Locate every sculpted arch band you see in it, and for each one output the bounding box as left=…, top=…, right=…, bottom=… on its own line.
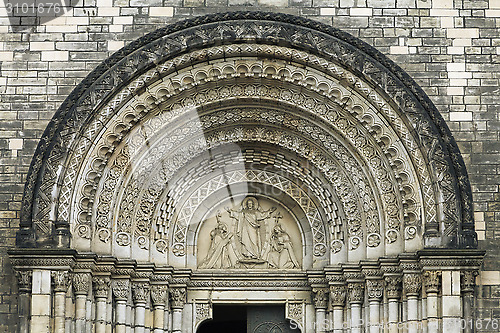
left=10, top=11, right=483, bottom=333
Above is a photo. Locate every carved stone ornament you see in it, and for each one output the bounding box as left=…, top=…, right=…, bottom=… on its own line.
left=384, top=276, right=402, bottom=299
left=73, top=273, right=91, bottom=295
left=92, top=276, right=111, bottom=298
left=461, top=270, right=478, bottom=294
left=403, top=274, right=422, bottom=297
left=132, top=282, right=150, bottom=304
left=169, top=287, right=186, bottom=309
left=330, top=285, right=347, bottom=307
left=15, top=270, right=32, bottom=292
left=423, top=271, right=441, bottom=294
left=366, top=279, right=384, bottom=301
left=312, top=288, right=329, bottom=309
left=51, top=271, right=70, bottom=292
left=286, top=302, right=304, bottom=330
left=112, top=279, right=130, bottom=301
left=151, top=285, right=168, bottom=306
left=19, top=12, right=475, bottom=255
left=195, top=303, right=212, bottom=328
left=348, top=282, right=365, bottom=304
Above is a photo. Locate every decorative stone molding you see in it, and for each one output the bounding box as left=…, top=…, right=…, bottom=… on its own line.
left=72, top=273, right=91, bottom=295
left=312, top=287, right=329, bottom=309
left=330, top=285, right=347, bottom=307
left=366, top=279, right=384, bottom=301
left=348, top=282, right=365, bottom=304
left=92, top=276, right=111, bottom=298
left=403, top=274, right=422, bottom=297
left=423, top=271, right=441, bottom=294
left=151, top=285, right=168, bottom=306
left=169, top=287, right=186, bottom=309
left=132, top=282, right=150, bottom=304
left=286, top=302, right=305, bottom=330
left=51, top=270, right=70, bottom=292
left=195, top=303, right=212, bottom=329
left=112, top=279, right=130, bottom=301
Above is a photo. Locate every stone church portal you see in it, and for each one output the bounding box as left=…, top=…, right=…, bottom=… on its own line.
left=9, top=12, right=484, bottom=333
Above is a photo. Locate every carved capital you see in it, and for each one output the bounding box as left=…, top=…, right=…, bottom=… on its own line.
left=312, top=287, right=329, bottom=309
left=51, top=271, right=70, bottom=292
left=15, top=270, right=32, bottom=292
left=132, top=282, right=150, bottom=304
left=461, top=270, right=478, bottom=294
left=93, top=276, right=111, bottom=299
left=112, top=279, right=130, bottom=301
left=384, top=276, right=401, bottom=299
left=347, top=282, right=364, bottom=304
left=329, top=285, right=346, bottom=307
left=151, top=285, right=168, bottom=306
left=366, top=279, right=384, bottom=301
left=423, top=271, right=441, bottom=294
left=73, top=273, right=91, bottom=295
left=403, top=273, right=421, bottom=297
left=169, top=287, right=186, bottom=309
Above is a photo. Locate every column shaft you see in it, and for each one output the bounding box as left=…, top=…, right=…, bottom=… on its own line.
left=332, top=307, right=344, bottom=333
left=75, top=294, right=87, bottom=332
left=387, top=300, right=399, bottom=333
left=116, top=301, right=127, bottom=333
left=54, top=291, right=67, bottom=333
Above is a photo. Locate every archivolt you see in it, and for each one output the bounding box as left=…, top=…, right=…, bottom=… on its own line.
left=19, top=12, right=475, bottom=251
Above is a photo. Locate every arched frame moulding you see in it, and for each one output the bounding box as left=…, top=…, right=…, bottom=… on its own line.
left=18, top=11, right=477, bottom=258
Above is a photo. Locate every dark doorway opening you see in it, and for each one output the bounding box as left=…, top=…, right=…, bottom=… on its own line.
left=196, top=304, right=301, bottom=333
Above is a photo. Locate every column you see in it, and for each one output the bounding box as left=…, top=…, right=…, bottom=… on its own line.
left=112, top=279, right=130, bottom=333
left=15, top=270, right=32, bottom=333
left=31, top=270, right=51, bottom=332
left=348, top=282, right=364, bottom=333
left=461, top=270, right=478, bottom=333
left=442, top=271, right=462, bottom=331
left=403, top=273, right=421, bottom=333
left=93, top=276, right=111, bottom=333
left=169, top=287, right=186, bottom=333
left=329, top=284, right=346, bottom=333
left=313, top=288, right=329, bottom=333
left=52, top=271, right=70, bottom=333
left=384, top=276, right=401, bottom=333
left=366, top=279, right=383, bottom=333
left=151, top=285, right=168, bottom=333
left=132, top=281, right=150, bottom=333
left=73, top=273, right=91, bottom=333
left=423, top=271, right=440, bottom=333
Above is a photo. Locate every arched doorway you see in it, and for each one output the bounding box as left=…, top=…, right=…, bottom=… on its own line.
left=9, top=11, right=483, bottom=333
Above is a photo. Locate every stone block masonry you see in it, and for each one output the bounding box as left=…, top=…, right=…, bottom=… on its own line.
left=0, top=0, right=499, bottom=331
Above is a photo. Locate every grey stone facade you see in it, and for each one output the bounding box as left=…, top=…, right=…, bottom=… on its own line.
left=0, top=0, right=499, bottom=331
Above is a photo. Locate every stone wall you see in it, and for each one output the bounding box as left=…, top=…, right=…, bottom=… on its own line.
left=0, top=0, right=499, bottom=331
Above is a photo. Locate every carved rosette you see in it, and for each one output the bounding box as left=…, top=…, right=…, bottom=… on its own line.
left=132, top=282, right=150, bottom=304
left=384, top=276, right=401, bottom=300
left=169, top=287, right=186, bottom=309
left=112, top=279, right=130, bottom=301
left=423, top=271, right=441, bottom=294
left=73, top=273, right=91, bottom=295
left=15, top=270, right=32, bottom=293
left=51, top=271, right=70, bottom=292
left=461, top=270, right=478, bottom=294
left=403, top=274, right=421, bottom=297
left=348, top=282, right=365, bottom=304
left=312, top=287, right=329, bottom=309
left=195, top=303, right=212, bottom=328
left=330, top=285, right=346, bottom=307
left=93, top=276, right=111, bottom=299
left=366, top=280, right=384, bottom=301
left=151, top=285, right=168, bottom=306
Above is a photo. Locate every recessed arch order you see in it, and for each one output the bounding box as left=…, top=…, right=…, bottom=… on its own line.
left=18, top=11, right=477, bottom=264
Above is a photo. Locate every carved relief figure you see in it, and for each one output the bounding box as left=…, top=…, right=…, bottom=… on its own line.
left=200, top=211, right=239, bottom=269
left=262, top=222, right=299, bottom=269
left=226, top=197, right=276, bottom=262
left=199, top=196, right=301, bottom=269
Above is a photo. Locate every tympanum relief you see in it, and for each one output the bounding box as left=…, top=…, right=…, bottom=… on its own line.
left=198, top=196, right=302, bottom=269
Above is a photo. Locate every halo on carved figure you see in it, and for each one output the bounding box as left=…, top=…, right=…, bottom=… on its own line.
left=17, top=10, right=476, bottom=256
